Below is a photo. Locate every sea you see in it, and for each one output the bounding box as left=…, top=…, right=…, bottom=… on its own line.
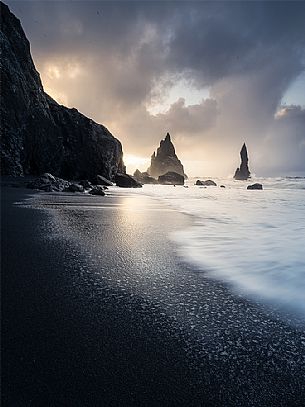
left=111, top=176, right=305, bottom=320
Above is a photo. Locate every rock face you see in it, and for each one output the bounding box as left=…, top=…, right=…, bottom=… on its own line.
left=115, top=173, right=142, bottom=188
left=234, top=143, right=251, bottom=180
left=158, top=171, right=184, bottom=185
left=147, top=133, right=186, bottom=179
left=0, top=3, right=124, bottom=180
left=133, top=169, right=158, bottom=184
left=247, top=183, right=263, bottom=190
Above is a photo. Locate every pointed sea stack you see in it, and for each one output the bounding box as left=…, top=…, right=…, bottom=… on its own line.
left=147, top=133, right=186, bottom=179
left=234, top=143, right=251, bottom=180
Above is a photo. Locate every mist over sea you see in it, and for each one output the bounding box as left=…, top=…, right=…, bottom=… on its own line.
left=117, top=176, right=305, bottom=321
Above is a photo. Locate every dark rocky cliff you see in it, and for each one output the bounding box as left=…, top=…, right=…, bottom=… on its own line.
left=0, top=2, right=124, bottom=180
left=147, top=133, right=186, bottom=179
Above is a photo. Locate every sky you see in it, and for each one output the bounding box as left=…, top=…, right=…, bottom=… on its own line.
left=6, top=0, right=305, bottom=177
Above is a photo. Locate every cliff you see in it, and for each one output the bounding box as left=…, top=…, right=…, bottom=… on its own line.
left=0, top=2, right=124, bottom=180
left=147, top=133, right=186, bottom=179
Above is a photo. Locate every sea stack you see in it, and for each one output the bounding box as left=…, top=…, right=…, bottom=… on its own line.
left=234, top=143, right=251, bottom=180
left=147, top=133, right=186, bottom=179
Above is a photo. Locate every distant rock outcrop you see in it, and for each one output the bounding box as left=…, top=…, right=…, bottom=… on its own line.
left=0, top=2, right=124, bottom=180
left=133, top=169, right=158, bottom=184
left=195, top=179, right=217, bottom=186
left=234, top=143, right=251, bottom=180
left=147, top=133, right=186, bottom=179
left=247, top=183, right=263, bottom=190
left=158, top=171, right=184, bottom=185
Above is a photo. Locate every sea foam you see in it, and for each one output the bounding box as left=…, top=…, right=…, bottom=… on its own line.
left=121, top=177, right=305, bottom=318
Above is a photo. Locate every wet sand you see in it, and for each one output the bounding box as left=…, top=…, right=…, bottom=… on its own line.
left=1, top=184, right=305, bottom=406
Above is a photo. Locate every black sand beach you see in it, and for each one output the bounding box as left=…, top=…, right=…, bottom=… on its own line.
left=1, top=183, right=305, bottom=406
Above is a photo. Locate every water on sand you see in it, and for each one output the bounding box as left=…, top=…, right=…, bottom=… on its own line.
left=19, top=180, right=305, bottom=405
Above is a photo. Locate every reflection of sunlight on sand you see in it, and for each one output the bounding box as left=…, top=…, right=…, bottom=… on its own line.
left=119, top=195, right=165, bottom=227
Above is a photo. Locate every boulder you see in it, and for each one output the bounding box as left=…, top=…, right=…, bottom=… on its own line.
left=27, top=173, right=69, bottom=192
left=204, top=179, right=217, bottom=186
left=79, top=180, right=93, bottom=189
left=195, top=179, right=217, bottom=186
left=95, top=175, right=113, bottom=186
left=158, top=171, right=184, bottom=185
left=247, top=183, right=263, bottom=190
left=147, top=133, right=187, bottom=179
left=115, top=173, right=142, bottom=188
left=65, top=183, right=84, bottom=193
left=89, top=185, right=106, bottom=196
left=234, top=143, right=251, bottom=180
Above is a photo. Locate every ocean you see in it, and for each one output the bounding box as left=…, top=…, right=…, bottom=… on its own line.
left=111, top=176, right=305, bottom=321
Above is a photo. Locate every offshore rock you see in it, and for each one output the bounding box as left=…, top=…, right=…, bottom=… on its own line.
left=234, top=143, right=251, bottom=180
left=247, top=183, right=263, bottom=190
left=158, top=171, right=184, bottom=185
left=0, top=2, right=124, bottom=180
left=115, top=173, right=142, bottom=188
left=147, top=133, right=186, bottom=179
left=133, top=169, right=158, bottom=184
left=195, top=179, right=217, bottom=186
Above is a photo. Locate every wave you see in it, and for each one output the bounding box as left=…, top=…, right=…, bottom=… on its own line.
left=130, top=177, right=305, bottom=320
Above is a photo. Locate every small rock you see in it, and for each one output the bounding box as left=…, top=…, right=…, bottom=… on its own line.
left=89, top=185, right=106, bottom=196
left=220, top=185, right=226, bottom=188
left=79, top=180, right=92, bottom=189
left=195, top=179, right=217, bottom=186
left=247, top=183, right=263, bottom=190
left=65, top=183, right=84, bottom=193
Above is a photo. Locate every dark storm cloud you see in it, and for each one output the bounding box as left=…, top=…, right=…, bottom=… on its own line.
left=6, top=0, right=305, bottom=175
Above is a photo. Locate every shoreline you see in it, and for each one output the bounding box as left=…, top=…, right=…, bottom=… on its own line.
left=2, top=184, right=305, bottom=406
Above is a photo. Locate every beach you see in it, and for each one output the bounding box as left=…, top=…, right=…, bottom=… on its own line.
left=1, top=183, right=305, bottom=406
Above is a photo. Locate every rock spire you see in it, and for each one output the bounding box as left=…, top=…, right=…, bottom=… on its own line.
left=234, top=143, right=251, bottom=180
left=147, top=133, right=186, bottom=179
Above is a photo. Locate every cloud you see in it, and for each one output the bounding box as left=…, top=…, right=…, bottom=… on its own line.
left=6, top=0, right=305, bottom=175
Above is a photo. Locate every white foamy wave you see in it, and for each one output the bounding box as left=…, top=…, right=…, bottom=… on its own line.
left=117, top=176, right=305, bottom=317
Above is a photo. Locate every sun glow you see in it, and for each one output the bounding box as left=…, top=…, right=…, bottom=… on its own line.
left=124, top=154, right=150, bottom=174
